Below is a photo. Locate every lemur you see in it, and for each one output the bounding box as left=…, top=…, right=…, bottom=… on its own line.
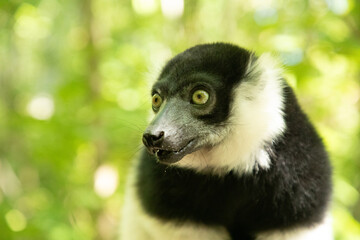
left=121, top=43, right=332, bottom=240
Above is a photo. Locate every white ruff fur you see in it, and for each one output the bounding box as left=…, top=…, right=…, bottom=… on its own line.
left=256, top=215, right=333, bottom=240
left=175, top=53, right=286, bottom=174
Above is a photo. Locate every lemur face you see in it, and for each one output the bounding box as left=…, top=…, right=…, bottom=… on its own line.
left=142, top=43, right=285, bottom=173
left=142, top=43, right=252, bottom=164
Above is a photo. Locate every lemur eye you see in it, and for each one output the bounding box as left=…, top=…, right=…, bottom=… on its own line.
left=152, top=93, right=163, bottom=109
left=192, top=90, right=209, bottom=105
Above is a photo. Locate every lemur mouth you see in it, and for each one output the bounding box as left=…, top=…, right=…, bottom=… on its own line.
left=153, top=139, right=195, bottom=164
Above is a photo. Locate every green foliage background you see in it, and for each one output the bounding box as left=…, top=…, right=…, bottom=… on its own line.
left=0, top=0, right=359, bottom=239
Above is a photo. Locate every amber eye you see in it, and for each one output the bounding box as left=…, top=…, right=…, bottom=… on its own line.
left=152, top=93, right=163, bottom=109
left=192, top=90, right=209, bottom=105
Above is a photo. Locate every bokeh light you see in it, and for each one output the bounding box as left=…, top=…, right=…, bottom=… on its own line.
left=161, top=0, right=184, bottom=19
left=94, top=165, right=119, bottom=198
left=26, top=94, right=55, bottom=120
left=5, top=209, right=27, bottom=232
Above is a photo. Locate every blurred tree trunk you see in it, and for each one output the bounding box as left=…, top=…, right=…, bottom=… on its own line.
left=81, top=1, right=109, bottom=239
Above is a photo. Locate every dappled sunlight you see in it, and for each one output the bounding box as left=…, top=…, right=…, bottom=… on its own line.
left=26, top=94, right=55, bottom=120
left=94, top=165, right=119, bottom=198
left=326, top=0, right=350, bottom=15
left=160, top=0, right=184, bottom=19
left=132, top=0, right=158, bottom=15
left=5, top=209, right=27, bottom=232
left=14, top=3, right=51, bottom=40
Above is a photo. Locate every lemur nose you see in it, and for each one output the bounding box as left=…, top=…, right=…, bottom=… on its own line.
left=142, top=131, right=165, bottom=148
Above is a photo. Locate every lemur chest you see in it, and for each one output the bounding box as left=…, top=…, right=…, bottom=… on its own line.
left=136, top=155, right=266, bottom=228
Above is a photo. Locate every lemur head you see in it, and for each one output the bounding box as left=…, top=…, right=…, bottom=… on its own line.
left=143, top=43, right=285, bottom=174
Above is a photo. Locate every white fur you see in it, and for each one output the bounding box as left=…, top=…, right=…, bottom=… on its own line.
left=256, top=215, right=333, bottom=240
left=120, top=163, right=230, bottom=240
left=175, top=53, right=286, bottom=175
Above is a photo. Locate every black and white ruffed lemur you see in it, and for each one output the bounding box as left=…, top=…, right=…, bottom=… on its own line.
left=121, top=43, right=332, bottom=240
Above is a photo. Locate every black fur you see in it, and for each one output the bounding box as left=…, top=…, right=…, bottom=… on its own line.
left=135, top=44, right=332, bottom=240
left=153, top=43, right=251, bottom=124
